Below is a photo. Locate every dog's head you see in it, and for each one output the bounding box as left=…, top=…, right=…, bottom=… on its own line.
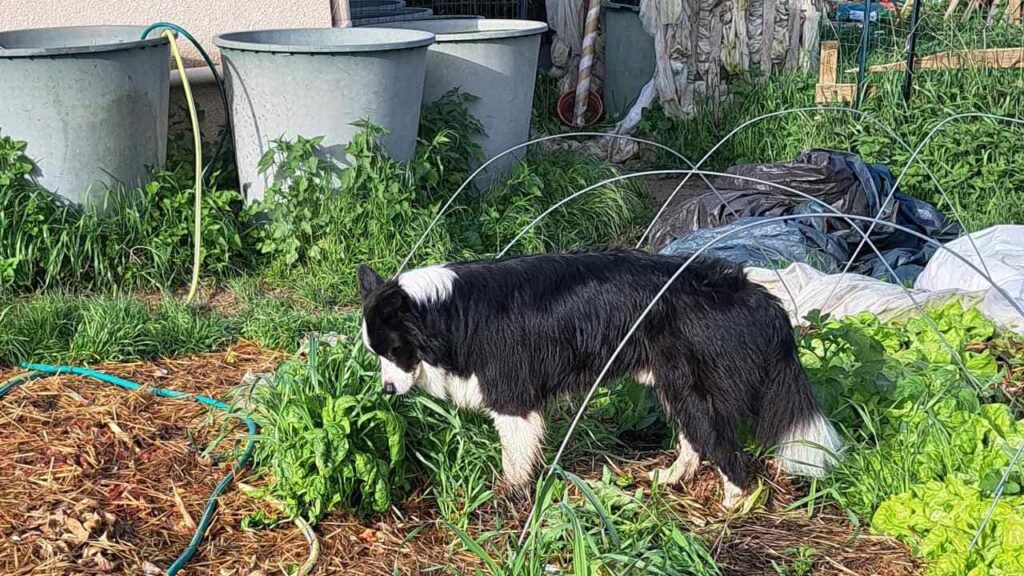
left=358, top=264, right=429, bottom=396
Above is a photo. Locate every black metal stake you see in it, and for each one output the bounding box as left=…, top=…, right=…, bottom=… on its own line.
left=854, top=0, right=874, bottom=109
left=902, top=0, right=924, bottom=103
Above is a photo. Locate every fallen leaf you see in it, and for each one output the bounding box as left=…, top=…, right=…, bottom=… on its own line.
left=172, top=486, right=197, bottom=530
left=81, top=545, right=116, bottom=571
left=81, top=512, right=103, bottom=534
left=358, top=527, right=376, bottom=543
left=101, top=511, right=118, bottom=526
left=64, top=517, right=90, bottom=544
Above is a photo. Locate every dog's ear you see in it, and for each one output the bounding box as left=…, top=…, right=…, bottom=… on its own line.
left=357, top=265, right=386, bottom=301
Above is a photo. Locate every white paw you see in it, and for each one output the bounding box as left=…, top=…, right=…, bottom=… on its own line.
left=648, top=467, right=683, bottom=485
left=721, top=487, right=747, bottom=511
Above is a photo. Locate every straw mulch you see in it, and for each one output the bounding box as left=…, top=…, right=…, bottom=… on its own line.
left=0, top=343, right=920, bottom=575
left=598, top=454, right=922, bottom=576
left=0, top=343, right=471, bottom=576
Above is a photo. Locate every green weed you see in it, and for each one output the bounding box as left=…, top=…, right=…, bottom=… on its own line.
left=459, top=151, right=651, bottom=256
left=242, top=334, right=409, bottom=522
left=770, top=546, right=817, bottom=576
left=447, top=466, right=720, bottom=576
left=237, top=294, right=356, bottom=353
left=405, top=394, right=501, bottom=529
left=0, top=293, right=232, bottom=366
left=0, top=132, right=249, bottom=294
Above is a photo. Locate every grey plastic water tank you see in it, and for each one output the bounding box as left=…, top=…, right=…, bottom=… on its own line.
left=376, top=19, right=548, bottom=192
left=0, top=25, right=171, bottom=207
left=215, top=27, right=435, bottom=203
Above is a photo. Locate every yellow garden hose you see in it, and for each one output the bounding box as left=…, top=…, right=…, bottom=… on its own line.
left=163, top=29, right=203, bottom=304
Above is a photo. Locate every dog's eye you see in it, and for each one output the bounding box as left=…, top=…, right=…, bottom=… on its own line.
left=388, top=344, right=419, bottom=372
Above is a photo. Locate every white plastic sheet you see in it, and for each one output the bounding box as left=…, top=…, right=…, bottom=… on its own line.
left=916, top=225, right=1024, bottom=335
left=746, top=225, right=1024, bottom=334
left=746, top=262, right=978, bottom=326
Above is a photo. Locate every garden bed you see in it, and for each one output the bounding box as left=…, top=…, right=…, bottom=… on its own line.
left=0, top=342, right=921, bottom=575
left=3, top=20, right=1024, bottom=573
left=0, top=343, right=477, bottom=575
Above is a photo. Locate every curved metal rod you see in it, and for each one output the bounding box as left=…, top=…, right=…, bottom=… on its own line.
left=497, top=168, right=978, bottom=380
left=824, top=112, right=1024, bottom=311
left=970, top=441, right=1024, bottom=553
left=516, top=210, right=1024, bottom=547
left=495, top=169, right=805, bottom=319
left=396, top=132, right=718, bottom=275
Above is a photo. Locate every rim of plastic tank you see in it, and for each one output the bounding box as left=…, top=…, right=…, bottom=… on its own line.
left=214, top=27, right=435, bottom=53
left=0, top=25, right=171, bottom=58
left=375, top=19, right=548, bottom=42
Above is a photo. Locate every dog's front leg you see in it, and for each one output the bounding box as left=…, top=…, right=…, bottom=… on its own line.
left=490, top=410, right=546, bottom=487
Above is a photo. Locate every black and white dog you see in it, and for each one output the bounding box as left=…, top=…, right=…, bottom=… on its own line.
left=358, top=249, right=841, bottom=508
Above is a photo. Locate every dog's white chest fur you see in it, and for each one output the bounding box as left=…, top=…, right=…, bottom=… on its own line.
left=420, top=363, right=484, bottom=410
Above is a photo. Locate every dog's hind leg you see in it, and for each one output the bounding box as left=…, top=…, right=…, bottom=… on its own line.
left=681, top=405, right=747, bottom=510
left=491, top=410, right=546, bottom=487
left=651, top=370, right=748, bottom=509
left=702, top=408, right=748, bottom=511
left=694, top=405, right=747, bottom=510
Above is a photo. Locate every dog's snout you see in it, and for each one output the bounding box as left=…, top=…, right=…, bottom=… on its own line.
left=382, top=381, right=397, bottom=394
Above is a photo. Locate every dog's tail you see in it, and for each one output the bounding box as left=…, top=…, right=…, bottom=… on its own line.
left=756, top=329, right=842, bottom=477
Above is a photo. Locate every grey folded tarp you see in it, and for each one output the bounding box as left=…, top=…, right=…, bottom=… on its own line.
left=655, top=150, right=961, bottom=283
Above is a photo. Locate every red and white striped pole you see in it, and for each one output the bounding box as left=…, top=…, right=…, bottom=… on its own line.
left=573, top=0, right=601, bottom=127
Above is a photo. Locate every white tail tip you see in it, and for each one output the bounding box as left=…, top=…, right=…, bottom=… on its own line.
left=777, top=412, right=843, bottom=477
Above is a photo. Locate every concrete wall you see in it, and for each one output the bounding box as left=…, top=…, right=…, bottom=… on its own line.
left=0, top=0, right=332, bottom=140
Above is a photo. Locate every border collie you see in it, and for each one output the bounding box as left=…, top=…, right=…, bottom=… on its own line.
left=358, top=249, right=841, bottom=508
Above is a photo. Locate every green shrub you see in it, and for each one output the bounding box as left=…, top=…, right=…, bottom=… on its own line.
left=246, top=91, right=486, bottom=306
left=251, top=91, right=651, bottom=306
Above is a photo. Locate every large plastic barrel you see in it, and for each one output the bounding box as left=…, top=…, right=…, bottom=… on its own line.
left=215, top=27, right=435, bottom=202
left=0, top=25, right=171, bottom=206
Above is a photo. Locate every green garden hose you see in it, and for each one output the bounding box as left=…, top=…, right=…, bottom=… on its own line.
left=1, top=363, right=255, bottom=576
left=141, top=22, right=232, bottom=185
left=141, top=23, right=233, bottom=304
